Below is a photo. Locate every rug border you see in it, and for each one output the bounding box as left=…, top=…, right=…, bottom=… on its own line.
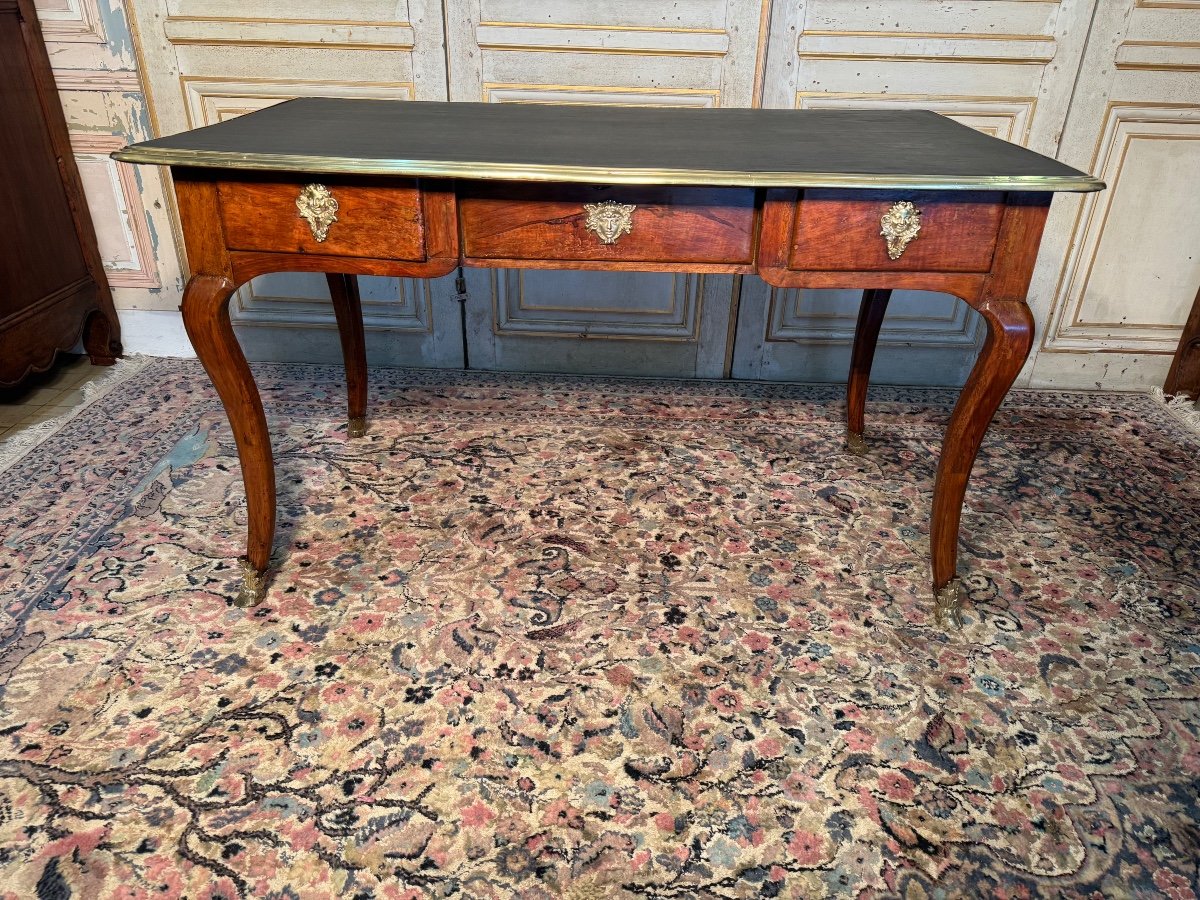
left=0, top=355, right=156, bottom=476
left=1151, top=387, right=1200, bottom=441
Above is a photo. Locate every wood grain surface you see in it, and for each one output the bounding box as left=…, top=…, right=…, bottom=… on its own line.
left=219, top=177, right=426, bottom=260
left=459, top=182, right=756, bottom=264
left=1163, top=282, right=1200, bottom=398
left=930, top=195, right=1049, bottom=594
left=180, top=273, right=275, bottom=580
left=846, top=289, right=892, bottom=444
left=788, top=189, right=1004, bottom=272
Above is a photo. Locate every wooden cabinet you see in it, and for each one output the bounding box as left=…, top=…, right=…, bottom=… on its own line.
left=0, top=0, right=120, bottom=386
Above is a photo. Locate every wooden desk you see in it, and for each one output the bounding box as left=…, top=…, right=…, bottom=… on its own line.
left=114, top=99, right=1102, bottom=627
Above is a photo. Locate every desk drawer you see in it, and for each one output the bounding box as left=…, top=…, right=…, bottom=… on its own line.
left=789, top=189, right=1004, bottom=272
left=219, top=177, right=426, bottom=260
left=459, top=183, right=756, bottom=265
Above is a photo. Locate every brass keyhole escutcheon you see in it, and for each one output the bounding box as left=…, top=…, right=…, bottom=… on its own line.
left=297, top=183, right=339, bottom=242
left=583, top=200, right=636, bottom=245
left=880, top=200, right=921, bottom=259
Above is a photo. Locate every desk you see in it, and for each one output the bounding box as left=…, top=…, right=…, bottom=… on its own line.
left=114, top=99, right=1102, bottom=627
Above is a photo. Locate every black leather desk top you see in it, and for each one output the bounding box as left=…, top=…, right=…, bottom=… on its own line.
left=114, top=98, right=1102, bottom=192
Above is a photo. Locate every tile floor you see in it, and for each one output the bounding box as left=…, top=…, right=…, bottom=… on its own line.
left=0, top=354, right=98, bottom=442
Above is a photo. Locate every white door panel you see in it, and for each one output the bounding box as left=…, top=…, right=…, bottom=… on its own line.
left=447, top=0, right=768, bottom=377
left=741, top=0, right=1099, bottom=385
left=36, top=0, right=185, bottom=316
left=1025, top=0, right=1200, bottom=388
left=123, top=0, right=463, bottom=366
left=462, top=269, right=738, bottom=377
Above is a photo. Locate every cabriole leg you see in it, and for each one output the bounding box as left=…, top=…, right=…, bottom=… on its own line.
left=181, top=274, right=276, bottom=608
left=930, top=298, right=1033, bottom=628
left=846, top=288, right=892, bottom=454
left=326, top=273, right=368, bottom=437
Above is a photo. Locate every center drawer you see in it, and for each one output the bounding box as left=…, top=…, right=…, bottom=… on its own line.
left=458, top=182, right=756, bottom=265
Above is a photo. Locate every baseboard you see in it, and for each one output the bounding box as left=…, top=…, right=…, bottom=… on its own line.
left=115, top=308, right=195, bottom=358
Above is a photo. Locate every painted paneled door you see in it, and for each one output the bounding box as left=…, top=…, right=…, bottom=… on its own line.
left=736, top=0, right=1101, bottom=386
left=445, top=0, right=771, bottom=376
left=35, top=0, right=184, bottom=321
left=121, top=0, right=466, bottom=367
left=1023, top=0, right=1200, bottom=389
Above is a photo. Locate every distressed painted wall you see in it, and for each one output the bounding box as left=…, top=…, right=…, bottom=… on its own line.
left=37, top=0, right=184, bottom=326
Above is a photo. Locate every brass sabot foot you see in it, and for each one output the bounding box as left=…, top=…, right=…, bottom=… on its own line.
left=846, top=430, right=868, bottom=456
left=235, top=557, right=269, bottom=608
left=347, top=416, right=367, bottom=438
left=934, top=581, right=965, bottom=630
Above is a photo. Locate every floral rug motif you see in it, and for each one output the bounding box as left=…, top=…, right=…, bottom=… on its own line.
left=0, top=359, right=1197, bottom=899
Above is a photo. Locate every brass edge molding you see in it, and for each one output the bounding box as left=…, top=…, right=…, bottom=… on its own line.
left=109, top=148, right=1106, bottom=192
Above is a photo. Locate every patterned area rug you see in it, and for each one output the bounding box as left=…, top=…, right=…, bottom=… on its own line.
left=1, top=359, right=1197, bottom=899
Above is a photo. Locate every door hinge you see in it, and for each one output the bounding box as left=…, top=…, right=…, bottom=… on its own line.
left=454, top=271, right=468, bottom=302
